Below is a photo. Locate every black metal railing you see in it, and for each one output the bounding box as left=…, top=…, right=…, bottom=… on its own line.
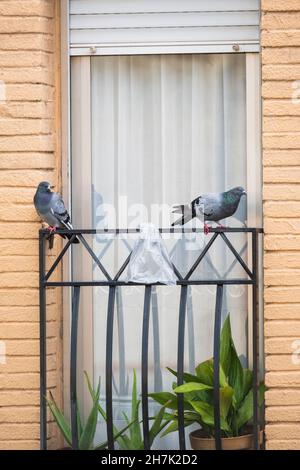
left=39, top=227, right=263, bottom=450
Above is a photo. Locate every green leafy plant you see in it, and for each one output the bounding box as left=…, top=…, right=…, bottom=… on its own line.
left=88, top=369, right=171, bottom=450
left=150, top=314, right=264, bottom=438
left=47, top=373, right=133, bottom=449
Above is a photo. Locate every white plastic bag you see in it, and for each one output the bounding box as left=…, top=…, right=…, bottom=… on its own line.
left=126, top=223, right=177, bottom=285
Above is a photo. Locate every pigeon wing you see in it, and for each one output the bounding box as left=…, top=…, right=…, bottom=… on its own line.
left=193, top=193, right=220, bottom=220
left=51, top=193, right=72, bottom=229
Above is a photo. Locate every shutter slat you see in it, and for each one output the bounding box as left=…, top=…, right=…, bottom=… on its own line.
left=69, top=0, right=260, bottom=55
left=70, top=12, right=259, bottom=30
left=70, top=0, right=260, bottom=15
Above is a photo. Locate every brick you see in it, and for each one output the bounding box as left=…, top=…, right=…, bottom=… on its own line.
left=266, top=389, right=300, bottom=406
left=0, top=441, right=40, bottom=450
left=0, top=205, right=38, bottom=222
left=265, top=252, right=300, bottom=268
left=262, top=30, right=300, bottom=47
left=0, top=67, right=54, bottom=85
left=5, top=338, right=58, bottom=358
left=263, top=49, right=300, bottom=65
left=263, top=64, right=300, bottom=80
left=0, top=170, right=55, bottom=187
left=0, top=118, right=53, bottom=136
left=266, top=406, right=300, bottom=421
left=265, top=286, right=300, bottom=302
left=264, top=167, right=300, bottom=183
left=266, top=355, right=300, bottom=371
left=263, top=133, right=300, bottom=150
left=265, top=304, right=300, bottom=320
left=265, top=337, right=300, bottom=353
left=0, top=424, right=39, bottom=440
left=0, top=322, right=56, bottom=339
left=264, top=116, right=300, bottom=132
left=265, top=424, right=300, bottom=439
left=264, top=184, right=300, bottom=200
left=0, top=153, right=55, bottom=170
left=0, top=223, right=41, bottom=239
left=0, top=17, right=52, bottom=34
left=2, top=406, right=58, bottom=425
left=264, top=219, right=300, bottom=234
left=264, top=100, right=300, bottom=116
left=266, top=371, right=300, bottom=387
left=0, top=305, right=56, bottom=322
left=262, top=13, right=300, bottom=30
left=263, top=82, right=298, bottom=100
left=0, top=51, right=51, bottom=68
left=265, top=202, right=300, bottom=217
left=0, top=255, right=56, bottom=273
left=0, top=288, right=56, bottom=306
left=266, top=440, right=300, bottom=450
left=0, top=135, right=54, bottom=152
left=5, top=85, right=54, bottom=102
left=263, top=150, right=300, bottom=166
left=0, top=34, right=53, bottom=52
left=265, top=269, right=300, bottom=285
left=0, top=102, right=55, bottom=119
left=265, top=320, right=300, bottom=336
left=265, top=235, right=300, bottom=250
left=0, top=371, right=57, bottom=390
left=5, top=338, right=57, bottom=356
left=0, top=1, right=53, bottom=17
left=0, top=355, right=56, bottom=373
left=0, top=391, right=39, bottom=407
left=0, top=272, right=38, bottom=287
left=262, top=0, right=300, bottom=11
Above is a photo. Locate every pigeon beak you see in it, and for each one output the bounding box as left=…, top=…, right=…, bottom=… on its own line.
left=50, top=185, right=55, bottom=189
left=242, top=190, right=247, bottom=195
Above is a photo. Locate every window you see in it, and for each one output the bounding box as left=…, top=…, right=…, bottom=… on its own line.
left=66, top=0, right=261, bottom=450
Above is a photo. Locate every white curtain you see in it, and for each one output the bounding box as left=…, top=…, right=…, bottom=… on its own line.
left=90, top=54, right=248, bottom=449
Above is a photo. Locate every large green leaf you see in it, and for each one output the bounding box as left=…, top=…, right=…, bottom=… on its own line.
left=149, top=392, right=193, bottom=411
left=220, top=385, right=234, bottom=419
left=173, top=382, right=213, bottom=394
left=160, top=415, right=196, bottom=438
left=149, top=405, right=171, bottom=447
left=195, top=359, right=227, bottom=388
left=220, top=315, right=232, bottom=377
left=46, top=392, right=72, bottom=446
left=189, top=400, right=231, bottom=433
left=220, top=315, right=244, bottom=407
left=129, top=369, right=142, bottom=449
left=94, top=420, right=137, bottom=450
left=79, top=378, right=100, bottom=449
left=167, top=367, right=203, bottom=384
left=235, top=383, right=265, bottom=431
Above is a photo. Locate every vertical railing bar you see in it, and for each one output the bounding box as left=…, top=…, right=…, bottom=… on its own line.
left=142, top=285, right=152, bottom=449
left=252, top=232, right=260, bottom=449
left=70, top=285, right=80, bottom=449
left=213, top=284, right=223, bottom=451
left=106, top=286, right=116, bottom=450
left=39, top=230, right=47, bottom=450
left=177, top=285, right=188, bottom=450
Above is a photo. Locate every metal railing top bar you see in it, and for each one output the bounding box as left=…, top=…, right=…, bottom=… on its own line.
left=41, top=227, right=263, bottom=235
left=39, top=227, right=263, bottom=451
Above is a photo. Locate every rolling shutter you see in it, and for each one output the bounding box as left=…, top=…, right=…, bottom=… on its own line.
left=69, top=0, right=260, bottom=55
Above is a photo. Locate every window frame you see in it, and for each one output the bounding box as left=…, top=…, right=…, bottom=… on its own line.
left=61, top=3, right=262, bottom=422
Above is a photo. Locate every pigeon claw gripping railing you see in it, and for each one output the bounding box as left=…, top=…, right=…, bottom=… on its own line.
left=39, top=227, right=263, bottom=451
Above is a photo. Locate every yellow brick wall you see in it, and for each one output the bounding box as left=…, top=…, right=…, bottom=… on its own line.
left=0, top=0, right=62, bottom=450
left=262, top=0, right=300, bottom=450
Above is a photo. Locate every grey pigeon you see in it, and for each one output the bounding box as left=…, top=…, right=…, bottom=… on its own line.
left=34, top=181, right=79, bottom=243
left=172, top=186, right=246, bottom=234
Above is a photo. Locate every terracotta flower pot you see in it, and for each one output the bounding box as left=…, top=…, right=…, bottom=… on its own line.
left=189, top=428, right=264, bottom=450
